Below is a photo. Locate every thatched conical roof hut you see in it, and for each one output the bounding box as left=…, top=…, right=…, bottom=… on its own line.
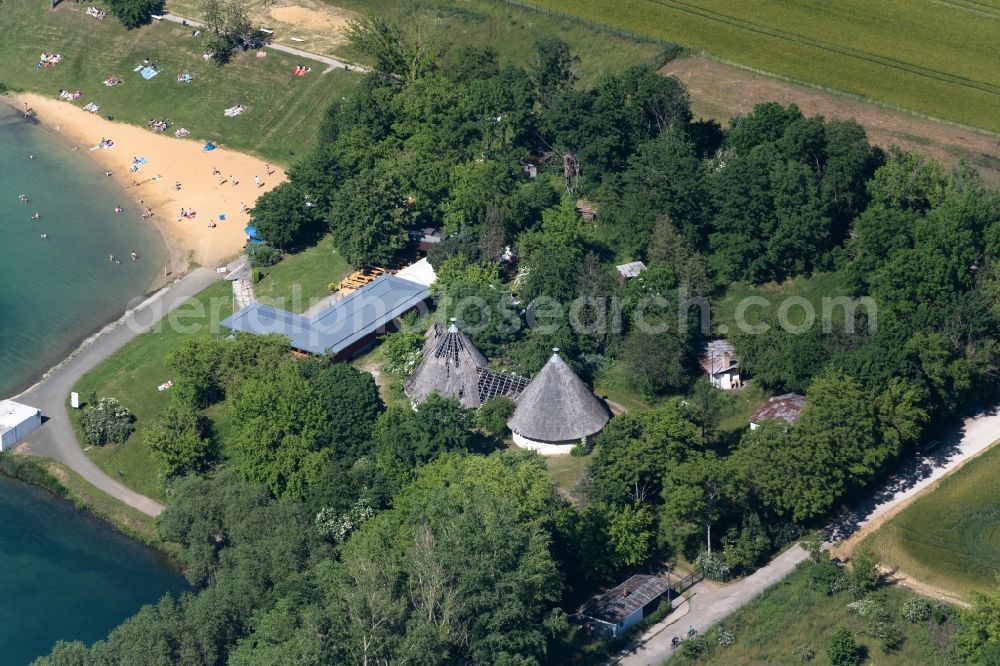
left=404, top=321, right=489, bottom=408
left=507, top=350, right=610, bottom=454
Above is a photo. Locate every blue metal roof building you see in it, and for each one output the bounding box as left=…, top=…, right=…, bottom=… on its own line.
left=221, top=274, right=430, bottom=357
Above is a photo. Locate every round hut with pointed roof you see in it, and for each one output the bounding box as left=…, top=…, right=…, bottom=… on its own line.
left=507, top=350, right=610, bottom=455
left=404, top=320, right=488, bottom=409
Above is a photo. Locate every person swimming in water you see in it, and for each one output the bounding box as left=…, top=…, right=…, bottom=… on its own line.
left=40, top=233, right=48, bottom=239
left=31, top=212, right=40, bottom=220
left=114, top=204, right=123, bottom=214
left=131, top=250, right=138, bottom=261
left=18, top=194, right=28, bottom=203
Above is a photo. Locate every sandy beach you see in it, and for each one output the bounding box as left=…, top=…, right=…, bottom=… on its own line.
left=9, top=93, right=285, bottom=276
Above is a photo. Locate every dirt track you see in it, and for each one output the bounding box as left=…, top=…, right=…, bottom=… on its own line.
left=664, top=57, right=1000, bottom=185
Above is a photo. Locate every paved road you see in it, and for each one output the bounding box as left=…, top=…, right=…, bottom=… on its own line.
left=12, top=268, right=220, bottom=517
left=159, top=14, right=368, bottom=74
left=615, top=408, right=1000, bottom=665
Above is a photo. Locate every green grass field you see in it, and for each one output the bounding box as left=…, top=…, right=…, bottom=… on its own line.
left=324, top=0, right=666, bottom=87
left=861, top=441, right=1000, bottom=599
left=254, top=236, right=350, bottom=313
left=672, top=559, right=958, bottom=665
left=161, top=0, right=666, bottom=86
left=525, top=0, right=1000, bottom=132
left=71, top=238, right=350, bottom=500
left=712, top=271, right=852, bottom=335
left=71, top=280, right=234, bottom=501
left=0, top=0, right=358, bottom=163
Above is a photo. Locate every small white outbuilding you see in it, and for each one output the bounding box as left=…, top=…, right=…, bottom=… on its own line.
left=0, top=400, right=42, bottom=452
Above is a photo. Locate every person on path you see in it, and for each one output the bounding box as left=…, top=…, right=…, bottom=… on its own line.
left=254, top=175, right=261, bottom=188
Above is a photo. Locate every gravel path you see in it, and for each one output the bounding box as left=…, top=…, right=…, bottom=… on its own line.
left=614, top=409, right=1000, bottom=665
left=159, top=14, right=368, bottom=74
left=12, top=268, right=220, bottom=517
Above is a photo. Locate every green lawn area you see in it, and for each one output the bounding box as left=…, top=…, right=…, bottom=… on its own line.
left=593, top=361, right=661, bottom=412
left=349, top=340, right=411, bottom=408
left=544, top=453, right=590, bottom=502
left=70, top=280, right=234, bottom=502
left=525, top=0, right=1000, bottom=132
left=712, top=271, right=852, bottom=336
left=672, top=559, right=959, bottom=665
left=713, top=382, right=768, bottom=436
left=71, top=240, right=347, bottom=501
left=326, top=0, right=665, bottom=87
left=0, top=0, right=358, bottom=163
left=861, top=440, right=1000, bottom=600
left=254, top=236, right=351, bottom=313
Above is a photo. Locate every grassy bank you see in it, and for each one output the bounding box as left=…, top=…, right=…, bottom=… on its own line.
left=0, top=452, right=69, bottom=499
left=71, top=238, right=351, bottom=500
left=523, top=0, right=1000, bottom=132
left=0, top=0, right=358, bottom=163
left=672, top=559, right=959, bottom=665
left=0, top=453, right=173, bottom=555
left=43, top=460, right=174, bottom=555
left=861, top=440, right=1000, bottom=599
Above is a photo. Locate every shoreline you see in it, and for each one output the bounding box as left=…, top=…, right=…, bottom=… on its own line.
left=10, top=275, right=182, bottom=401
left=0, top=453, right=182, bottom=568
left=4, top=92, right=285, bottom=273
left=1, top=91, right=284, bottom=397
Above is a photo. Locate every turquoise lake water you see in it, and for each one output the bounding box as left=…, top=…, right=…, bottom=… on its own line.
left=0, top=104, right=166, bottom=397
left=0, top=105, right=184, bottom=662
left=0, top=475, right=187, bottom=664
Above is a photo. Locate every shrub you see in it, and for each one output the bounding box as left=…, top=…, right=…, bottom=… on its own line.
left=681, top=636, right=708, bottom=659
left=846, top=598, right=878, bottom=618
left=247, top=244, right=280, bottom=267
left=476, top=397, right=516, bottom=437
left=931, top=602, right=951, bottom=625
left=315, top=498, right=375, bottom=543
left=878, top=623, right=904, bottom=653
left=570, top=437, right=593, bottom=457
left=827, top=629, right=862, bottom=666
left=793, top=645, right=815, bottom=662
left=849, top=549, right=881, bottom=598
left=145, top=401, right=215, bottom=478
left=717, top=625, right=735, bottom=647
left=80, top=398, right=135, bottom=445
left=381, top=331, right=424, bottom=378
left=696, top=551, right=732, bottom=582
left=902, top=596, right=933, bottom=623
left=807, top=555, right=843, bottom=594
left=720, top=525, right=771, bottom=576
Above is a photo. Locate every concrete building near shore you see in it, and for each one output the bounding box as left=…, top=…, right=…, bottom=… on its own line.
left=0, top=400, right=42, bottom=452
left=507, top=350, right=610, bottom=455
